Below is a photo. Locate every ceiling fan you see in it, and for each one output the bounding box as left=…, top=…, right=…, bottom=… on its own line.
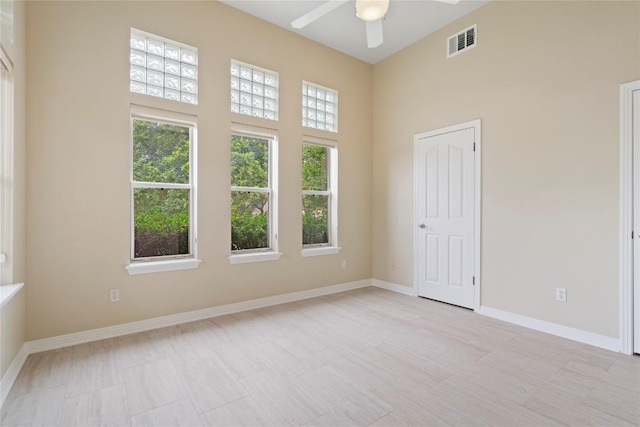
left=291, top=0, right=460, bottom=49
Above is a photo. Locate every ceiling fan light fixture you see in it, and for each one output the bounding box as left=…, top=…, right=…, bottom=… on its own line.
left=355, top=0, right=389, bottom=21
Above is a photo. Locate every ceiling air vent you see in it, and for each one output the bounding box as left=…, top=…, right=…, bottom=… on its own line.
left=447, top=24, right=477, bottom=58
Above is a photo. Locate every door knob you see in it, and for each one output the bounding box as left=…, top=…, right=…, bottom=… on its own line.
left=418, top=224, right=426, bottom=229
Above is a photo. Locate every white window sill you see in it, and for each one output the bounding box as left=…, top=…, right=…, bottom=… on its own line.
left=0, top=283, right=24, bottom=309
left=301, top=246, right=341, bottom=257
left=125, top=258, right=201, bottom=275
left=228, top=251, right=282, bottom=265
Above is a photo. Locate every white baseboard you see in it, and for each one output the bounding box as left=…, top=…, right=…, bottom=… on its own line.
left=26, top=279, right=372, bottom=354
left=478, top=306, right=620, bottom=352
left=0, top=343, right=27, bottom=407
left=372, top=279, right=416, bottom=296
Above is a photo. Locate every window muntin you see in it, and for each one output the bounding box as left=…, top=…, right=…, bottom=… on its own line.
left=230, top=60, right=278, bottom=121
left=131, top=108, right=196, bottom=261
left=302, top=142, right=337, bottom=247
left=130, top=29, right=198, bottom=105
left=231, top=134, right=276, bottom=252
left=302, top=82, right=338, bottom=132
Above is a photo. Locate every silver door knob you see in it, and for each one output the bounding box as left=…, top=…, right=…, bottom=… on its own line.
left=418, top=224, right=426, bottom=229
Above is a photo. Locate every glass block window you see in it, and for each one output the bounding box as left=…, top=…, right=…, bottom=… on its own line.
left=302, top=82, right=338, bottom=132
left=130, top=29, right=198, bottom=105
left=230, top=60, right=278, bottom=121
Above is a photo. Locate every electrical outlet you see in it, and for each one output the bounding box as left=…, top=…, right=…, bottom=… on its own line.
left=109, top=288, right=120, bottom=303
left=390, top=261, right=397, bottom=271
left=555, top=287, right=566, bottom=302
left=341, top=260, right=347, bottom=269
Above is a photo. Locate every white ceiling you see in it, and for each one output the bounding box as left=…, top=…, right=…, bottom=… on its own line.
left=219, top=0, right=489, bottom=64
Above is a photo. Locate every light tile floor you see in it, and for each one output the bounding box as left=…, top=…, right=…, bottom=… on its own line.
left=2, top=287, right=639, bottom=426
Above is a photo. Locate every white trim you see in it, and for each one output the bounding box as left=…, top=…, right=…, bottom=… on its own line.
left=301, top=142, right=338, bottom=248
left=231, top=127, right=279, bottom=254
left=301, top=246, right=341, bottom=257
left=413, top=119, right=482, bottom=311
left=25, top=279, right=371, bottom=354
left=372, top=279, right=417, bottom=296
left=0, top=344, right=27, bottom=408
left=0, top=45, right=13, bottom=73
left=620, top=80, right=640, bottom=354
left=231, top=186, right=270, bottom=193
left=0, top=283, right=23, bottom=309
left=130, top=104, right=197, bottom=127
left=302, top=135, right=337, bottom=148
left=129, top=107, right=198, bottom=263
left=479, top=306, right=619, bottom=352
left=125, top=258, right=201, bottom=275
left=0, top=65, right=15, bottom=285
left=132, top=182, right=191, bottom=190
left=228, top=251, right=282, bottom=264
left=472, top=121, right=482, bottom=311
left=231, top=122, right=279, bottom=139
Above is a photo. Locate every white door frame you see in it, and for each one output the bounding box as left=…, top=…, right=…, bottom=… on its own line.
left=413, top=119, right=482, bottom=311
left=619, top=80, right=640, bottom=354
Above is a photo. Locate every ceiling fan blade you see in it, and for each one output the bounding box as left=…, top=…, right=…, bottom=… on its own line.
left=365, top=19, right=383, bottom=48
left=291, top=0, right=351, bottom=29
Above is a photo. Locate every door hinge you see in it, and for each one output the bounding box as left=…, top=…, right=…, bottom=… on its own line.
left=473, top=143, right=476, bottom=152
left=472, top=276, right=475, bottom=286
left=633, top=231, right=635, bottom=239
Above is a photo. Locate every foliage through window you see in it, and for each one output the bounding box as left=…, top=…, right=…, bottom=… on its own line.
left=131, top=111, right=195, bottom=260
left=231, top=135, right=275, bottom=251
left=302, top=143, right=336, bottom=246
left=302, top=82, right=338, bottom=132
left=130, top=29, right=198, bottom=105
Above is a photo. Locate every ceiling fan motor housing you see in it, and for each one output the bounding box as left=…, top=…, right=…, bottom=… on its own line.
left=355, top=0, right=390, bottom=21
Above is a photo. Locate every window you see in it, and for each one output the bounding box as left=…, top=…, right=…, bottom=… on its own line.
left=130, top=29, right=198, bottom=105
left=230, top=60, right=278, bottom=121
left=230, top=128, right=280, bottom=264
left=126, top=106, right=199, bottom=274
left=302, top=82, right=338, bottom=132
left=302, top=138, right=339, bottom=257
left=0, top=45, right=14, bottom=284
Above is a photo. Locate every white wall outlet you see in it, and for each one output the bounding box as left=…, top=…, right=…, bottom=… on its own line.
left=555, top=287, right=567, bottom=302
left=390, top=261, right=397, bottom=271
left=109, top=288, right=120, bottom=302
left=341, top=260, right=347, bottom=269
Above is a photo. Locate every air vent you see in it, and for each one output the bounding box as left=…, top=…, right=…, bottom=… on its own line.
left=447, top=24, right=477, bottom=58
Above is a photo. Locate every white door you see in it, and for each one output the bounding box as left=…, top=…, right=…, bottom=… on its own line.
left=633, top=89, right=640, bottom=354
left=415, top=127, right=475, bottom=308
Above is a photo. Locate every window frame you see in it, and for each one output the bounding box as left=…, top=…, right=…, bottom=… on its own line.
left=0, top=44, right=14, bottom=284
left=126, top=104, right=200, bottom=275
left=229, top=124, right=280, bottom=264
left=301, top=136, right=340, bottom=257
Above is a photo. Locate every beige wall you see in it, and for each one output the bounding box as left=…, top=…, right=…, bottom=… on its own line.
left=373, top=0, right=640, bottom=338
left=25, top=1, right=372, bottom=340
left=24, top=0, right=639, bottom=343
left=0, top=0, right=26, bottom=378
